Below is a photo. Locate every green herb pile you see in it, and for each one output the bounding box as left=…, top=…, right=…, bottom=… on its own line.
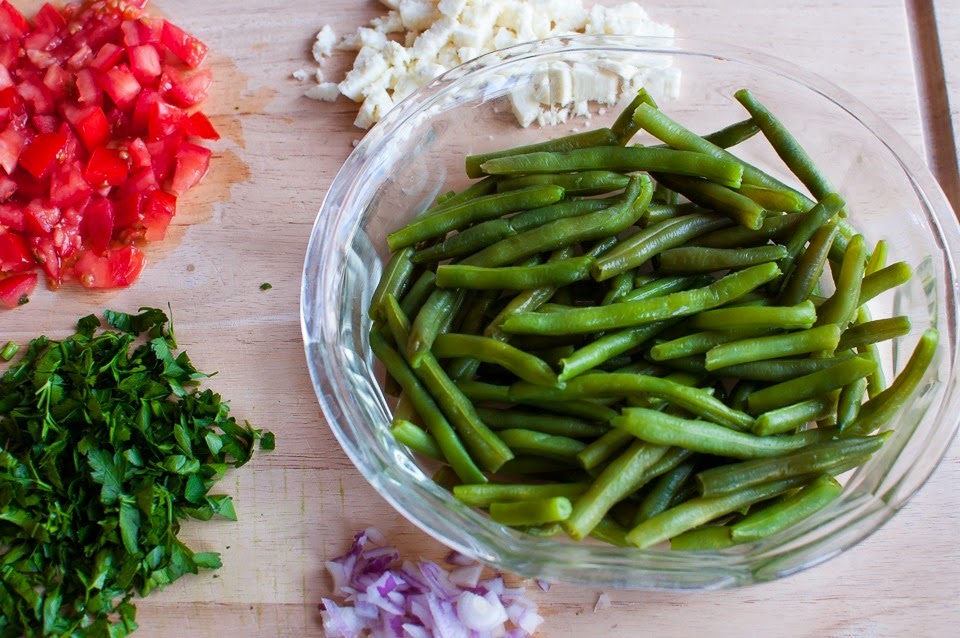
left=0, top=308, right=273, bottom=637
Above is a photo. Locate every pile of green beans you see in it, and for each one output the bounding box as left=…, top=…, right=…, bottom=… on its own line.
left=366, top=87, right=939, bottom=551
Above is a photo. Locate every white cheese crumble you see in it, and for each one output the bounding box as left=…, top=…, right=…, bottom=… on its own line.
left=301, top=1, right=678, bottom=130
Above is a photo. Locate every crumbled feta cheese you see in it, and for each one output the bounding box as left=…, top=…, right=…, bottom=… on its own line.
left=312, top=25, right=337, bottom=61
left=292, top=69, right=310, bottom=82
left=300, top=0, right=677, bottom=129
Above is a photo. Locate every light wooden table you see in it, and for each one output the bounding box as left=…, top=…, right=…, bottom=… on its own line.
left=5, top=1, right=960, bottom=636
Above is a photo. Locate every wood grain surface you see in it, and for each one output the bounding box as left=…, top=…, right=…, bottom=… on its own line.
left=3, top=1, right=959, bottom=636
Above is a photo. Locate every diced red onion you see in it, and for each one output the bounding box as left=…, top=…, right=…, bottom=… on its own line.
left=320, top=529, right=543, bottom=637
left=535, top=579, right=551, bottom=593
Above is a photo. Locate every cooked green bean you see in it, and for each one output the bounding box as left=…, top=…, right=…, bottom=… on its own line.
left=696, top=434, right=886, bottom=497
left=836, top=376, right=868, bottom=431
left=564, top=441, right=671, bottom=540
left=689, top=300, right=817, bottom=332
left=612, top=87, right=658, bottom=144
left=463, top=175, right=652, bottom=267
left=815, top=234, right=866, bottom=329
left=658, top=244, right=788, bottom=274
left=398, top=271, right=438, bottom=319
left=481, top=147, right=745, bottom=189
left=779, top=192, right=845, bottom=279
left=652, top=172, right=766, bottom=230
left=602, top=272, right=635, bottom=305
left=513, top=373, right=754, bottom=431
left=746, top=356, right=877, bottom=414
left=465, top=128, right=619, bottom=178
left=622, top=275, right=713, bottom=302
left=645, top=202, right=708, bottom=225
left=407, top=288, right=459, bottom=367
left=837, top=316, right=911, bottom=352
left=391, top=419, right=444, bottom=461
left=702, top=117, right=760, bottom=148
left=778, top=222, right=838, bottom=306
left=738, top=184, right=808, bottom=213
left=370, top=331, right=486, bottom=484
left=689, top=212, right=802, bottom=249
left=490, top=496, right=573, bottom=526
left=625, top=475, right=811, bottom=548
left=577, top=429, right=634, bottom=470
left=752, top=394, right=838, bottom=436
left=425, top=175, right=501, bottom=211
left=657, top=352, right=858, bottom=382
left=387, top=185, right=565, bottom=251
left=502, top=262, right=781, bottom=335
left=847, top=328, right=938, bottom=435
left=497, top=429, right=587, bottom=462
left=475, top=407, right=608, bottom=438
left=432, top=333, right=558, bottom=387
left=730, top=474, right=842, bottom=542
left=857, top=261, right=912, bottom=306
left=669, top=526, right=735, bottom=550
left=634, top=458, right=699, bottom=525
left=454, top=482, right=590, bottom=507
left=497, top=456, right=577, bottom=475
left=497, top=171, right=631, bottom=196
left=369, top=246, right=416, bottom=322
left=734, top=89, right=841, bottom=214
left=437, top=255, right=593, bottom=290
left=590, top=517, right=632, bottom=547
left=651, top=327, right=776, bottom=362
left=865, top=239, right=888, bottom=276
left=592, top=213, right=734, bottom=280
left=705, top=325, right=841, bottom=370
left=614, top=408, right=829, bottom=459
left=557, top=320, right=675, bottom=382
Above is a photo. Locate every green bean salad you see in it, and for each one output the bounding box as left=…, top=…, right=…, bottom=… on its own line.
left=367, top=87, right=938, bottom=550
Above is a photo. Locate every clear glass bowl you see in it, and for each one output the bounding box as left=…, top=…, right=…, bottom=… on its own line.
left=301, top=36, right=960, bottom=589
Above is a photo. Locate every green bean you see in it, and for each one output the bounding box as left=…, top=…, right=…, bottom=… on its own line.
left=689, top=300, right=817, bottom=332
left=590, top=517, right=632, bottom=547
left=815, top=234, right=866, bottom=329
left=398, top=271, right=437, bottom=319
left=778, top=222, right=838, bottom=306
left=497, top=429, right=587, bottom=461
left=369, top=246, right=416, bottom=322
left=369, top=331, right=486, bottom=484
left=702, top=117, right=760, bottom=148
left=601, top=272, right=635, bottom=305
left=526, top=400, right=620, bottom=423
left=857, top=262, right=912, bottom=306
left=779, top=192, right=845, bottom=280
left=502, top=262, right=781, bottom=336
left=463, top=175, right=652, bottom=267
left=634, top=458, right=699, bottom=525
left=658, top=244, right=788, bottom=274
left=424, top=175, right=501, bottom=212
left=734, top=89, right=842, bottom=214
left=455, top=379, right=511, bottom=403
left=612, top=87, right=658, bottom=144
left=653, top=180, right=680, bottom=205
left=474, top=407, right=607, bottom=438
left=497, top=171, right=631, bottom=196
left=407, top=288, right=459, bottom=367
left=465, top=128, right=619, bottom=178
left=564, top=441, right=671, bottom=540
left=738, top=184, right=808, bottom=213
left=631, top=102, right=807, bottom=195
left=576, top=429, right=634, bottom=470
left=622, top=275, right=713, bottom=303
left=650, top=328, right=776, bottom=362
left=490, top=496, right=573, bottom=526
left=705, top=325, right=841, bottom=371
left=669, top=526, right=735, bottom=550
left=453, top=482, right=590, bottom=507
left=387, top=185, right=565, bottom=251
left=382, top=294, right=413, bottom=354
left=836, top=377, right=868, bottom=431
left=481, top=147, right=745, bottom=189
left=696, top=434, right=886, bottom=498
left=729, top=380, right=757, bottom=413
left=752, top=394, right=838, bottom=436
left=497, top=455, right=578, bottom=475
left=689, top=212, right=802, bottom=249
left=651, top=172, right=766, bottom=230
left=837, top=316, right=911, bottom=353
left=391, top=419, right=444, bottom=461
left=645, top=202, right=708, bottom=225
left=624, top=475, right=810, bottom=548
left=394, top=393, right=419, bottom=424
left=592, top=212, right=734, bottom=280
left=557, top=320, right=675, bottom=382
left=746, top=356, right=876, bottom=414
left=614, top=408, right=829, bottom=459
left=865, top=239, right=888, bottom=276
left=730, top=474, right=842, bottom=543
left=436, top=255, right=593, bottom=290
left=432, top=333, right=558, bottom=387
left=658, top=352, right=858, bottom=382
left=847, top=328, right=938, bottom=435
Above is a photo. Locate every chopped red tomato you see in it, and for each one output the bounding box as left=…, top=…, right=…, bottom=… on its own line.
left=0, top=0, right=216, bottom=303
left=0, top=271, right=37, bottom=307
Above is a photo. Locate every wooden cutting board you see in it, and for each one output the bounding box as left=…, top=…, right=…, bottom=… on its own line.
left=4, top=1, right=959, bottom=636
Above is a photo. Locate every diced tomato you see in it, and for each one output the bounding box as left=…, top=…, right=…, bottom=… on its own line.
left=163, top=68, right=211, bottom=108
left=75, top=68, right=101, bottom=105
left=0, top=125, right=25, bottom=173
left=16, top=77, right=55, bottom=115
left=169, top=141, right=209, bottom=196
left=125, top=136, right=151, bottom=169
left=31, top=114, right=58, bottom=133
left=24, top=199, right=60, bottom=235
left=68, top=105, right=110, bottom=150
left=73, top=245, right=143, bottom=288
left=98, top=65, right=140, bottom=109
left=0, top=203, right=23, bottom=229
left=142, top=188, right=174, bottom=241
left=48, top=162, right=92, bottom=206
left=128, top=44, right=162, bottom=83
left=0, top=173, right=15, bottom=201
left=161, top=20, right=207, bottom=69
left=145, top=133, right=178, bottom=183
left=120, top=166, right=157, bottom=197
left=90, top=43, right=125, bottom=73
left=42, top=64, right=72, bottom=101
left=85, top=146, right=128, bottom=187
left=113, top=190, right=143, bottom=230
left=121, top=17, right=162, bottom=47
left=0, top=233, right=34, bottom=272
left=131, top=87, right=160, bottom=131
left=0, top=1, right=29, bottom=40
left=147, top=98, right=182, bottom=141
left=0, top=272, right=37, bottom=307
left=34, top=4, right=67, bottom=34
left=65, top=43, right=93, bottom=71
left=29, top=235, right=60, bottom=286
left=0, top=64, right=12, bottom=91
left=80, top=196, right=113, bottom=253
left=18, top=131, right=67, bottom=179
left=183, top=111, right=219, bottom=140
